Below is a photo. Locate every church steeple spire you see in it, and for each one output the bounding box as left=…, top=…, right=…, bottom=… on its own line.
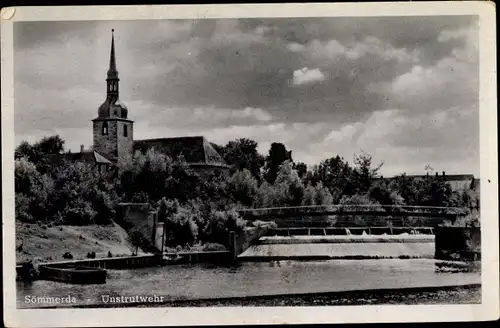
left=105, top=29, right=119, bottom=101
left=107, top=29, right=118, bottom=80
left=97, top=29, right=128, bottom=119
left=93, top=28, right=133, bottom=165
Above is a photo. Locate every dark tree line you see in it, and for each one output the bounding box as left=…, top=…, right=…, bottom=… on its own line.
left=15, top=135, right=480, bottom=247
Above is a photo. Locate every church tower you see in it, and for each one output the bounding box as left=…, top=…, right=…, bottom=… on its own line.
left=92, top=29, right=133, bottom=164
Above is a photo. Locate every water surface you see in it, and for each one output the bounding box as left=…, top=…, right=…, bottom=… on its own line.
left=17, top=259, right=480, bottom=308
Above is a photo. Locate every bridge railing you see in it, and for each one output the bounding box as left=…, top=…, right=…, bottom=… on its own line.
left=237, top=205, right=469, bottom=219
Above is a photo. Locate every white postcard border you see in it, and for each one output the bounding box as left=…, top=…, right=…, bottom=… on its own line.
left=2, top=2, right=498, bottom=326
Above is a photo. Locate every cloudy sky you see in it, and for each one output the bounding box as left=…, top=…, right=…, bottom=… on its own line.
left=14, top=16, right=479, bottom=176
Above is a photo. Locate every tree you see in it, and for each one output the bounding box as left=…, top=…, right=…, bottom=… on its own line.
left=302, top=182, right=334, bottom=206
left=228, top=169, right=258, bottom=208
left=293, top=162, right=308, bottom=180
left=419, top=177, right=453, bottom=207
left=264, top=142, right=292, bottom=184
left=336, top=193, right=383, bottom=227
left=274, top=160, right=304, bottom=206
left=256, top=181, right=277, bottom=208
left=163, top=204, right=199, bottom=247
left=388, top=174, right=453, bottom=207
left=196, top=171, right=230, bottom=209
left=119, top=149, right=202, bottom=204
left=15, top=141, right=36, bottom=161
left=15, top=158, right=54, bottom=222
left=200, top=208, right=245, bottom=247
left=389, top=174, right=418, bottom=205
left=308, top=155, right=353, bottom=202
left=351, top=151, right=383, bottom=194
left=368, top=179, right=404, bottom=207
left=51, top=162, right=117, bottom=225
left=36, top=135, right=65, bottom=155
left=15, top=135, right=65, bottom=174
left=220, top=138, right=264, bottom=180
left=119, top=149, right=171, bottom=203
left=15, top=157, right=38, bottom=194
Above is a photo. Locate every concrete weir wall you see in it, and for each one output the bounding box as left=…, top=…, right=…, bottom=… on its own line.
left=116, top=203, right=160, bottom=253
left=434, top=227, right=481, bottom=261
left=238, top=234, right=436, bottom=260
left=230, top=225, right=272, bottom=258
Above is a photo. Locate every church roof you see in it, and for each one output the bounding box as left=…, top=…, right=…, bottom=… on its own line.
left=93, top=151, right=113, bottom=164
left=133, top=136, right=228, bottom=167
left=49, top=151, right=112, bottom=166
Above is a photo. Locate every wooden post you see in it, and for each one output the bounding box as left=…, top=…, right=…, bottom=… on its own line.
left=229, top=231, right=237, bottom=260
left=161, top=220, right=166, bottom=254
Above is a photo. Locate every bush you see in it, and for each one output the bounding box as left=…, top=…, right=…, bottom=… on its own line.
left=15, top=193, right=33, bottom=222
left=302, top=182, right=334, bottom=206
left=228, top=169, right=258, bottom=207
left=445, top=211, right=480, bottom=228
left=164, top=205, right=199, bottom=247
left=62, top=252, right=73, bottom=259
left=201, top=208, right=245, bottom=246
left=256, top=181, right=277, bottom=208
left=333, top=194, right=383, bottom=227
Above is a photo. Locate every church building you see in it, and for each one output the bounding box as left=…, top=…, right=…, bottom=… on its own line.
left=65, top=30, right=229, bottom=176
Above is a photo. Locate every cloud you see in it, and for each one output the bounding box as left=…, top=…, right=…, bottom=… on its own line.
left=308, top=107, right=479, bottom=176
left=292, top=67, right=326, bottom=85
left=13, top=17, right=480, bottom=176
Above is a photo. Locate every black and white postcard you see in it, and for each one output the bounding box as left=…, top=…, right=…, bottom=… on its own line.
left=1, top=2, right=498, bottom=326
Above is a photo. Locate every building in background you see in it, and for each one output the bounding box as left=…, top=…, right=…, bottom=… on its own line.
left=76, top=30, right=229, bottom=175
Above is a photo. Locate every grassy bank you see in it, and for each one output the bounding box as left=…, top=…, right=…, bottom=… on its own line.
left=16, top=221, right=142, bottom=264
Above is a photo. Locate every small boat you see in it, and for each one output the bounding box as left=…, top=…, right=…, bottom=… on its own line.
left=38, top=265, right=107, bottom=284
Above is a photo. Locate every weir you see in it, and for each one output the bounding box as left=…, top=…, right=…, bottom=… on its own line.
left=238, top=234, right=436, bottom=261
left=235, top=205, right=469, bottom=261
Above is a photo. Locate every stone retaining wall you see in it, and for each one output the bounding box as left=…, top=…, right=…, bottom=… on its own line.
left=434, top=226, right=481, bottom=261
left=39, top=254, right=164, bottom=270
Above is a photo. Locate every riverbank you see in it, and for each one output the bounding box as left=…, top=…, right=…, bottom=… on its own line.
left=139, top=285, right=481, bottom=307
left=37, top=285, right=479, bottom=308
left=16, top=221, right=141, bottom=264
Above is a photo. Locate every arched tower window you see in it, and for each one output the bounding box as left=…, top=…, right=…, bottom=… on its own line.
left=102, top=121, right=108, bottom=135
left=123, top=124, right=128, bottom=137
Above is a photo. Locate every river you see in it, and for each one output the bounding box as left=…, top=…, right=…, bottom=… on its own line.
left=17, top=259, right=480, bottom=308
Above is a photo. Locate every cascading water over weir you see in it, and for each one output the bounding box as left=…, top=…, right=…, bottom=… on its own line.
left=235, top=205, right=468, bottom=261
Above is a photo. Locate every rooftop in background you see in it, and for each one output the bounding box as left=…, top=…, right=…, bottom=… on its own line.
left=48, top=150, right=112, bottom=166
left=382, top=172, right=479, bottom=191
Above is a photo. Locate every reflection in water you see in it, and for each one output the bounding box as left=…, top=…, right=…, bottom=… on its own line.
left=17, top=259, right=480, bottom=308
